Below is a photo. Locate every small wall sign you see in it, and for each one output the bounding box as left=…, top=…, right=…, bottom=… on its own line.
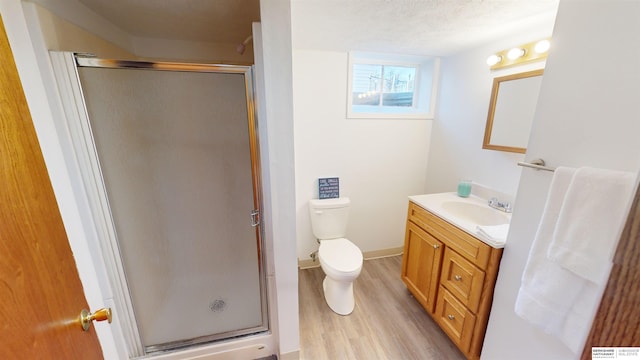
left=318, top=177, right=339, bottom=199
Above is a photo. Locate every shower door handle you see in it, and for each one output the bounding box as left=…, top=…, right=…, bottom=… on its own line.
left=250, top=209, right=260, bottom=227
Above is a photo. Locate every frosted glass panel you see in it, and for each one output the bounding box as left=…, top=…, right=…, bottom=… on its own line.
left=77, top=67, right=263, bottom=348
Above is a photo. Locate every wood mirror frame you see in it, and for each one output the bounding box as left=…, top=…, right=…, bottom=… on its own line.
left=483, top=69, right=544, bottom=154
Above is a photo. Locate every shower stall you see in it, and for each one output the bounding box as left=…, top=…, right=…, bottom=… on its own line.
left=50, top=52, right=268, bottom=356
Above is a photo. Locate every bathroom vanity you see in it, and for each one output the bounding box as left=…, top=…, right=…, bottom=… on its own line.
left=401, top=193, right=506, bottom=360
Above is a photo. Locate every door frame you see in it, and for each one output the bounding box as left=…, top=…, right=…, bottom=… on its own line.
left=0, top=1, right=122, bottom=358
left=0, top=12, right=105, bottom=360
left=50, top=52, right=270, bottom=356
left=50, top=52, right=145, bottom=356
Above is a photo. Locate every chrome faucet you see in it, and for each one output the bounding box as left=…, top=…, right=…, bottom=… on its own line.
left=488, top=197, right=513, bottom=213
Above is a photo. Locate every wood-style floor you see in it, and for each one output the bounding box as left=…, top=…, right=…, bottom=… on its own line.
left=298, top=255, right=466, bottom=360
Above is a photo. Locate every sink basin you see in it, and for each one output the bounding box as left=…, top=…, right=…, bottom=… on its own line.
left=440, top=201, right=510, bottom=226
left=408, top=192, right=513, bottom=248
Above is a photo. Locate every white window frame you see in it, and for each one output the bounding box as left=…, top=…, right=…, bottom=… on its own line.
left=347, top=52, right=440, bottom=119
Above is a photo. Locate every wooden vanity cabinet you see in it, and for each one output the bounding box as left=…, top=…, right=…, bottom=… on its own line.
left=401, top=202, right=503, bottom=360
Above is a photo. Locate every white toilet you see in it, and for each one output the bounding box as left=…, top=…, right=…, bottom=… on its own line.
left=309, top=197, right=363, bottom=315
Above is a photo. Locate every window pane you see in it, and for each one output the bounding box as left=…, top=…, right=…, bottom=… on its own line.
left=347, top=52, right=439, bottom=119
left=382, top=66, right=415, bottom=107
left=352, top=64, right=381, bottom=106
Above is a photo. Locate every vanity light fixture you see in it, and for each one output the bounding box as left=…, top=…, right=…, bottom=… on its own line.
left=487, top=38, right=551, bottom=70
left=507, top=47, right=525, bottom=60
left=486, top=54, right=502, bottom=66
left=534, top=39, right=551, bottom=54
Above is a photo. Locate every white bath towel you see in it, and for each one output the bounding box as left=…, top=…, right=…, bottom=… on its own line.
left=548, top=167, right=636, bottom=285
left=515, top=167, right=590, bottom=353
left=515, top=166, right=637, bottom=353
left=476, top=224, right=510, bottom=242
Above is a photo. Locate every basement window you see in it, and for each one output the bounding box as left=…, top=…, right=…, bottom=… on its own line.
left=347, top=52, right=439, bottom=119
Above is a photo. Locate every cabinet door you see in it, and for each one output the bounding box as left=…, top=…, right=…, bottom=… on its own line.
left=401, top=221, right=443, bottom=313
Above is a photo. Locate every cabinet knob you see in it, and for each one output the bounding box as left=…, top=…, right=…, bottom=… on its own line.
left=447, top=314, right=455, bottom=321
left=454, top=275, right=462, bottom=281
left=433, top=244, right=440, bottom=249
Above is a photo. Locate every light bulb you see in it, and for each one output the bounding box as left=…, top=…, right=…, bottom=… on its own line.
left=507, top=48, right=525, bottom=60
left=486, top=54, right=502, bottom=66
left=534, top=39, right=551, bottom=53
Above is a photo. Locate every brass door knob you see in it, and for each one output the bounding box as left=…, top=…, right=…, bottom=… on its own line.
left=80, top=308, right=112, bottom=331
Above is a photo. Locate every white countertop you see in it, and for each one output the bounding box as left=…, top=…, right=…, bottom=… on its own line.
left=408, top=192, right=511, bottom=248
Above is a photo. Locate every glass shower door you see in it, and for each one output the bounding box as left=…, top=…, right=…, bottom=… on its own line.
left=76, top=62, right=266, bottom=352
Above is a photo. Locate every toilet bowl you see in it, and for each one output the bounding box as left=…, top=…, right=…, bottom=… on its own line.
left=309, top=197, right=363, bottom=315
left=318, top=238, right=363, bottom=315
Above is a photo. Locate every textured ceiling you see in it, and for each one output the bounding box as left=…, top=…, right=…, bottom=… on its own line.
left=74, top=0, right=558, bottom=55
left=291, top=0, right=560, bottom=56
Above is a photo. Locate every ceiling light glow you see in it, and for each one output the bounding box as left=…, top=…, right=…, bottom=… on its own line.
left=507, top=48, right=525, bottom=60
left=486, top=54, right=502, bottom=66
left=534, top=39, right=551, bottom=53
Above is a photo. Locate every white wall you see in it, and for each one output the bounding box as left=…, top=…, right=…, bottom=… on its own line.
left=30, top=3, right=135, bottom=58
left=483, top=1, right=640, bottom=359
left=132, top=36, right=255, bottom=64
left=258, top=0, right=299, bottom=357
left=26, top=0, right=134, bottom=52
left=426, top=19, right=556, bottom=198
left=29, top=0, right=254, bottom=63
left=292, top=50, right=432, bottom=261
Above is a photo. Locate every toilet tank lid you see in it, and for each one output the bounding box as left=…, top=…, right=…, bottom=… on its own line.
left=309, top=197, right=350, bottom=209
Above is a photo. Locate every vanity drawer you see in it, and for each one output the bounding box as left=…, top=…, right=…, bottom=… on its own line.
left=435, top=287, right=476, bottom=353
left=408, top=202, right=492, bottom=269
left=441, top=248, right=485, bottom=313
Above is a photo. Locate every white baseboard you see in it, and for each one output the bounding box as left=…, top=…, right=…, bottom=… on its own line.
left=298, top=246, right=403, bottom=269
left=279, top=350, right=300, bottom=360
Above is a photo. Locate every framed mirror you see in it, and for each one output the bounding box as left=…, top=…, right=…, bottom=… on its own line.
left=483, top=69, right=544, bottom=153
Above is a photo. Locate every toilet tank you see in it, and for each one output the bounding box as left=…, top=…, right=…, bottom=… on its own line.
left=309, top=197, right=350, bottom=240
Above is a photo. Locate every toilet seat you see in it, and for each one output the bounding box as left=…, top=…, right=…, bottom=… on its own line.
left=318, top=238, right=363, bottom=274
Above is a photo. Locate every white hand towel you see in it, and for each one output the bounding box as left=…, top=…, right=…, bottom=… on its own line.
left=548, top=167, right=636, bottom=285
left=476, top=224, right=510, bottom=242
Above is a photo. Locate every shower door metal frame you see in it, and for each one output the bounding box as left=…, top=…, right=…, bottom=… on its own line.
left=49, top=52, right=269, bottom=357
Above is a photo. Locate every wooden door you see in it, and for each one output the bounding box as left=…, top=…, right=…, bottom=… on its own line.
left=0, top=16, right=104, bottom=359
left=581, top=184, right=640, bottom=358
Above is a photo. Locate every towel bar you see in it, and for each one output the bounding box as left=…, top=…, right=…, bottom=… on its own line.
left=517, top=158, right=555, bottom=172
